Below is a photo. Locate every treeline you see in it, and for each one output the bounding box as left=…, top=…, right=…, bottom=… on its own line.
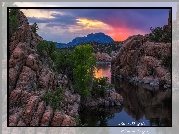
left=57, top=42, right=121, bottom=55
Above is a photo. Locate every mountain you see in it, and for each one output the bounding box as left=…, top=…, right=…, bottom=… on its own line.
left=56, top=32, right=114, bottom=48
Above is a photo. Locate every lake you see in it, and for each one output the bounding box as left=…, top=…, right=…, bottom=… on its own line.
left=79, top=64, right=172, bottom=126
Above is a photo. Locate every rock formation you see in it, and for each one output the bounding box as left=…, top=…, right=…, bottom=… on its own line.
left=81, top=89, right=123, bottom=108
left=95, top=52, right=112, bottom=62
left=111, top=34, right=171, bottom=87
left=8, top=9, right=80, bottom=126
left=8, top=9, right=123, bottom=127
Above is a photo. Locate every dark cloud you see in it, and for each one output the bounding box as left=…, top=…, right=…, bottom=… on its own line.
left=27, top=8, right=170, bottom=42
left=28, top=8, right=169, bottom=32
left=27, top=12, right=79, bottom=28
left=59, top=9, right=169, bottom=32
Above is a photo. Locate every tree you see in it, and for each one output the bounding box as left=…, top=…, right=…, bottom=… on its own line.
left=3, top=2, right=18, bottom=60
left=37, top=40, right=56, bottom=57
left=149, top=27, right=163, bottom=42
left=149, top=26, right=171, bottom=43
left=32, top=22, right=39, bottom=35
left=9, top=9, right=19, bottom=39
left=51, top=50, right=74, bottom=79
left=73, top=44, right=97, bottom=97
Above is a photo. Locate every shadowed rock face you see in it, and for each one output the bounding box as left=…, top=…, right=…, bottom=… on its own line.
left=111, top=34, right=171, bottom=87
left=8, top=10, right=79, bottom=126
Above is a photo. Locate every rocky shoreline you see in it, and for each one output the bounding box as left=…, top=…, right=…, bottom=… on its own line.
left=80, top=89, right=123, bottom=109
left=96, top=61, right=111, bottom=65
left=112, top=74, right=171, bottom=89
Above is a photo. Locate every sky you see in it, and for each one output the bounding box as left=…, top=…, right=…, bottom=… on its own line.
left=14, top=2, right=177, bottom=43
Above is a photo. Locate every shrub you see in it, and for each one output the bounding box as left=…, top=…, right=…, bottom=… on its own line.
left=91, top=77, right=113, bottom=98
left=37, top=40, right=56, bottom=57
left=32, top=22, right=39, bottom=35
left=162, top=55, right=171, bottom=71
left=149, top=27, right=163, bottom=42
left=149, top=26, right=171, bottom=43
left=43, top=87, right=63, bottom=110
left=51, top=50, right=74, bottom=79
left=9, top=9, right=19, bottom=37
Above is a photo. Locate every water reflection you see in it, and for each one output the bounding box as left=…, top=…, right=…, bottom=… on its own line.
left=94, top=64, right=111, bottom=82
left=79, top=65, right=171, bottom=126
left=112, top=77, right=171, bottom=126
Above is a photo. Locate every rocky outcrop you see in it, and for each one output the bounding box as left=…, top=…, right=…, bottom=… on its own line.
left=95, top=52, right=112, bottom=62
left=8, top=9, right=80, bottom=126
left=111, top=34, right=171, bottom=87
left=81, top=89, right=123, bottom=108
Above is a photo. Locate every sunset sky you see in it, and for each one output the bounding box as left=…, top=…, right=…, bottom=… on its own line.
left=14, top=2, right=177, bottom=43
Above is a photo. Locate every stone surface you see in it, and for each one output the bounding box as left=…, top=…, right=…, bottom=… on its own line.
left=95, top=52, right=112, bottom=62
left=111, top=34, right=171, bottom=86
left=40, top=106, right=54, bottom=126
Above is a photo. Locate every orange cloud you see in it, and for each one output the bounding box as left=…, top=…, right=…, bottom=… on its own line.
left=76, top=18, right=111, bottom=30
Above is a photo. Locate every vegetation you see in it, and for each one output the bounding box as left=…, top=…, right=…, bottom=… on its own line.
left=73, top=44, right=97, bottom=97
left=58, top=41, right=121, bottom=55
left=37, top=40, right=56, bottom=58
left=149, top=26, right=171, bottom=43
left=162, top=55, right=171, bottom=71
left=51, top=50, right=74, bottom=79
left=92, top=77, right=113, bottom=98
left=38, top=41, right=113, bottom=98
left=9, top=9, right=19, bottom=38
left=43, top=87, right=64, bottom=111
left=32, top=22, right=39, bottom=35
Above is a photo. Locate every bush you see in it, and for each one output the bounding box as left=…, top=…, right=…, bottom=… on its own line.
left=9, top=9, right=19, bottom=37
left=32, top=22, right=39, bottom=35
left=162, top=55, right=171, bottom=71
left=43, top=87, right=63, bottom=110
left=149, top=26, right=171, bottom=43
left=149, top=27, right=163, bottom=42
left=37, top=40, right=56, bottom=57
left=51, top=50, right=74, bottom=79
left=91, top=77, right=114, bottom=98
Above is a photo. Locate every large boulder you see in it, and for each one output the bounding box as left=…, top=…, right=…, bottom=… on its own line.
left=111, top=34, right=171, bottom=86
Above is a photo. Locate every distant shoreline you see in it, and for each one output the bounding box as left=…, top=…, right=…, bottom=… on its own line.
left=96, top=61, right=111, bottom=65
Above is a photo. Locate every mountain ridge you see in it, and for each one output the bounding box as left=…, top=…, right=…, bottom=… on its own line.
left=56, top=32, right=114, bottom=48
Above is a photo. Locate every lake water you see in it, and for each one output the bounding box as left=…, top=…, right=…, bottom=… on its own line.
left=79, top=64, right=172, bottom=126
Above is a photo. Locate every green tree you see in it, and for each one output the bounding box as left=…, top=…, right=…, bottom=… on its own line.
left=149, top=27, right=163, bottom=42
left=32, top=22, right=39, bottom=35
left=73, top=44, right=97, bottom=97
left=149, top=26, right=171, bottom=43
left=43, top=87, right=63, bottom=111
left=9, top=9, right=19, bottom=40
left=37, top=40, right=56, bottom=57
left=51, top=50, right=74, bottom=79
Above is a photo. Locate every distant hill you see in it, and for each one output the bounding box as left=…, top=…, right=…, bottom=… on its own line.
left=56, top=32, right=114, bottom=48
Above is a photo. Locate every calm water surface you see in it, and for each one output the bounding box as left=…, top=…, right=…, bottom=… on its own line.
left=79, top=64, right=172, bottom=126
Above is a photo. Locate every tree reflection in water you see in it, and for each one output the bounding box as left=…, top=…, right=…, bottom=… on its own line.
left=79, top=65, right=171, bottom=126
